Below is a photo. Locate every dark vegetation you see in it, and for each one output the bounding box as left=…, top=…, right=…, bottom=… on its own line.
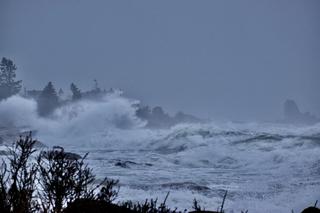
left=0, top=57, right=22, bottom=100
left=0, top=57, right=201, bottom=127
left=70, top=83, right=82, bottom=101
left=0, top=133, right=176, bottom=213
left=37, top=82, right=60, bottom=117
left=0, top=133, right=222, bottom=213
left=135, top=106, right=201, bottom=128
left=0, top=133, right=318, bottom=213
left=0, top=59, right=319, bottom=212
left=7, top=57, right=317, bottom=126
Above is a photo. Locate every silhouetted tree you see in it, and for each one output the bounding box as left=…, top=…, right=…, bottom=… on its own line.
left=93, top=79, right=101, bottom=93
left=136, top=106, right=151, bottom=119
left=37, top=148, right=96, bottom=213
left=70, top=83, right=82, bottom=101
left=37, top=82, right=59, bottom=116
left=97, top=179, right=119, bottom=204
left=0, top=57, right=22, bottom=100
left=0, top=133, right=315, bottom=213
left=0, top=133, right=120, bottom=213
left=0, top=133, right=39, bottom=213
left=58, top=88, right=64, bottom=97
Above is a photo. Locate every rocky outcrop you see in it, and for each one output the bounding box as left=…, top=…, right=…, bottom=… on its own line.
left=114, top=160, right=152, bottom=168
left=63, top=199, right=136, bottom=213
left=283, top=100, right=319, bottom=125
left=136, top=105, right=202, bottom=128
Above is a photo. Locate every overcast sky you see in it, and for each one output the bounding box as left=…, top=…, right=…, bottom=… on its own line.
left=0, top=0, right=319, bottom=120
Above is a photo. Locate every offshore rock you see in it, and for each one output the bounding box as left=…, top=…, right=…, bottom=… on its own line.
left=283, top=100, right=319, bottom=125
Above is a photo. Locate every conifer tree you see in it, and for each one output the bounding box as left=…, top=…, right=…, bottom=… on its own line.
left=37, top=82, right=59, bottom=116
left=93, top=79, right=100, bottom=93
left=70, top=83, right=82, bottom=101
left=0, top=57, right=22, bottom=100
left=58, top=88, right=64, bottom=97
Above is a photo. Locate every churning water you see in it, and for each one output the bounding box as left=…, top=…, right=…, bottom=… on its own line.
left=0, top=95, right=319, bottom=212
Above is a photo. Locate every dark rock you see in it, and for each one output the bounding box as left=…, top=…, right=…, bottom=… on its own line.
left=284, top=99, right=301, bottom=120
left=301, top=207, right=320, bottom=213
left=189, top=212, right=219, bottom=213
left=115, top=160, right=137, bottom=168
left=283, top=100, right=319, bottom=124
left=161, top=182, right=210, bottom=192
left=41, top=148, right=82, bottom=161
left=63, top=198, right=135, bottom=213
left=174, top=111, right=202, bottom=124
left=114, top=160, right=152, bottom=168
left=136, top=105, right=202, bottom=129
left=65, top=152, right=82, bottom=160
left=52, top=146, right=82, bottom=160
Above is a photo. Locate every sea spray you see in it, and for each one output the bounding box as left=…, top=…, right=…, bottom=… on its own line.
left=0, top=95, right=320, bottom=212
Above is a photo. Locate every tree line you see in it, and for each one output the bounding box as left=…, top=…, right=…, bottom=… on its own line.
left=0, top=57, right=107, bottom=117
left=0, top=57, right=202, bottom=127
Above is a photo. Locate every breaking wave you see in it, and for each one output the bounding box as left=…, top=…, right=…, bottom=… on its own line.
left=0, top=94, right=145, bottom=145
left=1, top=95, right=320, bottom=212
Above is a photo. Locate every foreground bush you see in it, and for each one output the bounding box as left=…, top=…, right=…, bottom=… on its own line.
left=0, top=133, right=38, bottom=213
left=0, top=133, right=116, bottom=213
left=0, top=133, right=182, bottom=213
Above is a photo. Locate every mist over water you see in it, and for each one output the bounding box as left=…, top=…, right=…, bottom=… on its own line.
left=1, top=1, right=319, bottom=212
left=0, top=93, right=144, bottom=141
left=0, top=94, right=319, bottom=213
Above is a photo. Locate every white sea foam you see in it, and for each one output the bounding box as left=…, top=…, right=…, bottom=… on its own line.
left=0, top=95, right=319, bottom=212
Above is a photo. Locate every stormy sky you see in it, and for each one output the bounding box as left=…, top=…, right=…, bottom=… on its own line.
left=0, top=0, right=319, bottom=121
